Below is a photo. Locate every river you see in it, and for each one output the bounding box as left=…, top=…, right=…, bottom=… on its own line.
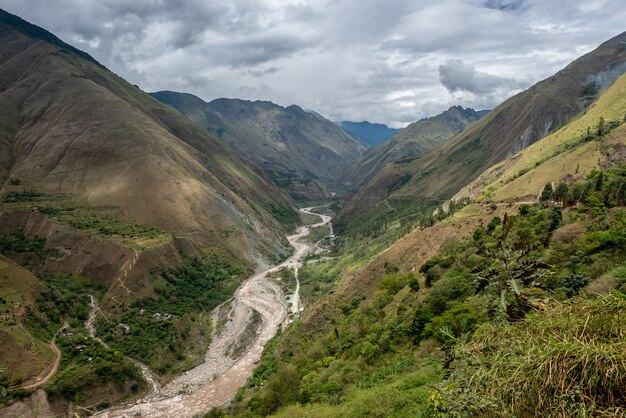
left=93, top=207, right=331, bottom=418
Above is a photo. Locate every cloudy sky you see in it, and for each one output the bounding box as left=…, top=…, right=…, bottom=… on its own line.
left=2, top=1, right=625, bottom=127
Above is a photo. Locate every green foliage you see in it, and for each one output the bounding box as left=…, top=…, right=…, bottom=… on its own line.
left=47, top=325, right=144, bottom=400
left=20, top=273, right=133, bottom=402
left=27, top=274, right=105, bottom=341
left=65, top=216, right=162, bottom=239
left=267, top=201, right=299, bottom=225
left=2, top=190, right=44, bottom=202
left=439, top=293, right=626, bottom=417
left=334, top=196, right=437, bottom=239
left=0, top=230, right=45, bottom=254
left=539, top=183, right=553, bottom=201
left=423, top=304, right=480, bottom=344
left=562, top=273, right=590, bottom=297
left=380, top=272, right=416, bottom=296
left=99, top=255, right=243, bottom=374
left=258, top=365, right=300, bottom=415
left=230, top=166, right=626, bottom=417
left=553, top=182, right=569, bottom=203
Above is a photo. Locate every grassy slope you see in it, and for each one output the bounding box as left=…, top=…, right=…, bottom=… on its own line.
left=0, top=256, right=52, bottom=386
left=0, top=13, right=296, bottom=260
left=336, top=107, right=484, bottom=191
left=228, top=177, right=626, bottom=417
left=335, top=31, right=626, bottom=233
left=151, top=91, right=365, bottom=184
left=458, top=73, right=626, bottom=203
left=224, top=69, right=626, bottom=417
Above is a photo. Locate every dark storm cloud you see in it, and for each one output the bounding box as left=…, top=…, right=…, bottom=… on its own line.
left=439, top=59, right=525, bottom=95
left=484, top=0, right=525, bottom=12
left=1, top=0, right=625, bottom=127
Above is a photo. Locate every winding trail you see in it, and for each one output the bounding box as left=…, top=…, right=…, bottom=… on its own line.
left=19, top=323, right=66, bottom=390
left=93, top=207, right=331, bottom=418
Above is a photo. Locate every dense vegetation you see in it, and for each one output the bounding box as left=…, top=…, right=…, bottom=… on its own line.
left=27, top=274, right=105, bottom=341
left=98, top=255, right=245, bottom=375
left=222, top=165, right=626, bottom=417
left=23, top=274, right=142, bottom=403
left=0, top=230, right=45, bottom=255
left=48, top=324, right=145, bottom=405
left=334, top=195, right=438, bottom=238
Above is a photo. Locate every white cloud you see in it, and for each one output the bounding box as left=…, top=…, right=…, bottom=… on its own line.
left=1, top=0, right=625, bottom=127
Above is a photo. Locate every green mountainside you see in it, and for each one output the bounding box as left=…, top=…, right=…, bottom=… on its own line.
left=151, top=91, right=365, bottom=200
left=334, top=31, right=626, bottom=235
left=223, top=71, right=626, bottom=418
left=338, top=121, right=400, bottom=148
left=336, top=106, right=487, bottom=192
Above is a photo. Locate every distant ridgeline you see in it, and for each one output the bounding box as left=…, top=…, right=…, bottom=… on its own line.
left=151, top=91, right=365, bottom=201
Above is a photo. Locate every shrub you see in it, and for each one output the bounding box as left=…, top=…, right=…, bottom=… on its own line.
left=562, top=273, right=590, bottom=297
left=423, top=304, right=480, bottom=344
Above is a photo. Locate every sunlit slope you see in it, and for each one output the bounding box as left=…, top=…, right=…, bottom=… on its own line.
left=458, top=72, right=626, bottom=202
left=336, top=106, right=485, bottom=191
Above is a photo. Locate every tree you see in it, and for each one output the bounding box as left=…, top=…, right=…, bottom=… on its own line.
left=540, top=183, right=553, bottom=202
left=260, top=365, right=301, bottom=416
left=597, top=117, right=607, bottom=136
left=553, top=183, right=569, bottom=205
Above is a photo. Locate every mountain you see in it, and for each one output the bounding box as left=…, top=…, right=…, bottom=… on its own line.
left=336, top=106, right=487, bottom=191
left=151, top=91, right=365, bottom=200
left=0, top=8, right=297, bottom=406
left=338, top=121, right=400, bottom=148
left=225, top=73, right=626, bottom=418
left=334, top=31, right=626, bottom=234
left=454, top=71, right=626, bottom=204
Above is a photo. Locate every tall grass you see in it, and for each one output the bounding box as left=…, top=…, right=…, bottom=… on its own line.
left=443, top=293, right=626, bottom=417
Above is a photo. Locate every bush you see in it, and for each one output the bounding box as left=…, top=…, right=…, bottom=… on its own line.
left=423, top=304, right=480, bottom=344
left=562, top=273, right=590, bottom=297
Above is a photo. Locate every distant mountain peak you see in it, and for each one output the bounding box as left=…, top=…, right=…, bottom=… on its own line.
left=339, top=121, right=401, bottom=148
left=151, top=90, right=364, bottom=200
left=335, top=105, right=486, bottom=191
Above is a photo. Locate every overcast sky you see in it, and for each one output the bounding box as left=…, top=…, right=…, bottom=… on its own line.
left=2, top=1, right=625, bottom=127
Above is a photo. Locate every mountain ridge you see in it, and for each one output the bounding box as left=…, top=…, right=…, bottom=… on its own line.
left=0, top=9, right=298, bottom=406
left=334, top=30, right=626, bottom=234
left=335, top=106, right=488, bottom=192
left=151, top=90, right=365, bottom=199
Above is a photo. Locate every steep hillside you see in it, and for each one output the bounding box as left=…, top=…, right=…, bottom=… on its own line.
left=336, top=106, right=487, bottom=191
left=455, top=73, right=626, bottom=204
left=335, top=31, right=626, bottom=234
left=223, top=71, right=626, bottom=418
left=339, top=121, right=400, bottom=148
left=0, top=8, right=297, bottom=409
left=151, top=91, right=365, bottom=200
left=0, top=8, right=297, bottom=260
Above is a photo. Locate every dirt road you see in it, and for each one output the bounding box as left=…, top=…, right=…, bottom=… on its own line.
left=20, top=324, right=66, bottom=390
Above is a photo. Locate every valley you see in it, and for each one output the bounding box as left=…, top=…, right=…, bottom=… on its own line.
left=0, top=5, right=626, bottom=418
left=93, top=208, right=331, bottom=418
